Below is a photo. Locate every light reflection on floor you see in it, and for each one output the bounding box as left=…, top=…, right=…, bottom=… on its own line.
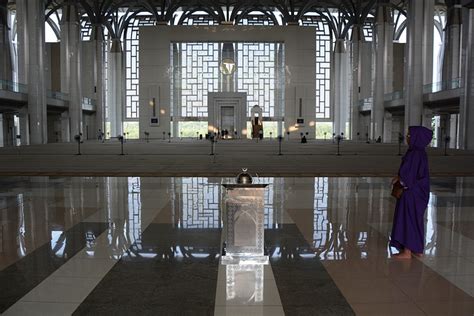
left=0, top=176, right=473, bottom=315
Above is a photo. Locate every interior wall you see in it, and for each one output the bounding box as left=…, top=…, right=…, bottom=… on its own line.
left=139, top=26, right=316, bottom=139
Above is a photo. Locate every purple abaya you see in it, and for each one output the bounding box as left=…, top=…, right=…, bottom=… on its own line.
left=390, top=126, right=433, bottom=254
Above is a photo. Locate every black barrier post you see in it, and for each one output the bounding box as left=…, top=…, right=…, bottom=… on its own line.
left=286, top=131, right=290, bottom=141
left=278, top=135, right=283, bottom=155
left=74, top=135, right=81, bottom=155
left=398, top=133, right=404, bottom=156
left=168, top=132, right=171, bottom=143
left=144, top=131, right=149, bottom=143
left=210, top=135, right=215, bottom=155
left=336, top=135, right=342, bottom=156
left=118, top=135, right=124, bottom=155
left=162, top=131, right=166, bottom=140
left=444, top=136, right=451, bottom=156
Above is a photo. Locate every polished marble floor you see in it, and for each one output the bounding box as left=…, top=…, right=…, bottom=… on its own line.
left=0, top=176, right=473, bottom=315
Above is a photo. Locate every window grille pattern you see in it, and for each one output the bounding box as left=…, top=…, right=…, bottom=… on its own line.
left=172, top=42, right=283, bottom=119
left=124, top=15, right=156, bottom=119
left=237, top=42, right=281, bottom=117
left=80, top=17, right=92, bottom=41
left=180, top=177, right=221, bottom=229
left=181, top=14, right=217, bottom=25
left=302, top=17, right=332, bottom=119
left=363, top=19, right=374, bottom=41
left=237, top=14, right=276, bottom=26
left=176, top=42, right=220, bottom=117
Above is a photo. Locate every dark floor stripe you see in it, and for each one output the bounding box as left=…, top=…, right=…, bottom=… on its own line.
left=73, top=224, right=221, bottom=315
left=265, top=224, right=355, bottom=315
left=0, top=222, right=108, bottom=313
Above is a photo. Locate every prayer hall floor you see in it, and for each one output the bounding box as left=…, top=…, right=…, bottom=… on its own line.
left=0, top=139, right=474, bottom=177
left=0, top=176, right=473, bottom=315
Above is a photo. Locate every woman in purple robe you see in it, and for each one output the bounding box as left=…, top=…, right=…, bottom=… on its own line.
left=390, top=126, right=433, bottom=259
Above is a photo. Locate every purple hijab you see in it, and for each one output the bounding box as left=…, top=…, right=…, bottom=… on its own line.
left=390, top=126, right=433, bottom=254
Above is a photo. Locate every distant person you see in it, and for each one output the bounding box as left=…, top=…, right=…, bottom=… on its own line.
left=390, top=126, right=433, bottom=259
left=376, top=136, right=382, bottom=143
left=259, top=130, right=263, bottom=140
left=301, top=135, right=307, bottom=143
left=98, top=129, right=105, bottom=142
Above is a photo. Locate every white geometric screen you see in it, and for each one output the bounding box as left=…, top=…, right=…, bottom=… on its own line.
left=302, top=17, right=332, bottom=119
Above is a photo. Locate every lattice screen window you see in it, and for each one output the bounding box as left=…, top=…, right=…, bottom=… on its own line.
left=364, top=18, right=374, bottom=41
left=177, top=43, right=220, bottom=117
left=172, top=42, right=282, bottom=119
left=302, top=17, right=332, bottom=119
left=181, top=14, right=217, bottom=25
left=124, top=15, right=156, bottom=119
left=80, top=17, right=92, bottom=41
left=181, top=177, right=220, bottom=229
left=237, top=14, right=275, bottom=26
left=236, top=42, right=280, bottom=117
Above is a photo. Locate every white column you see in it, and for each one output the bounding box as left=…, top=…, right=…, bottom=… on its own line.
left=60, top=3, right=83, bottom=140
left=442, top=2, right=462, bottom=81
left=404, top=0, right=425, bottom=129
left=332, top=39, right=350, bottom=136
left=459, top=4, right=474, bottom=150
left=24, top=0, right=47, bottom=144
left=91, top=25, right=105, bottom=136
left=350, top=25, right=363, bottom=140
left=383, top=112, right=393, bottom=142
left=16, top=0, right=28, bottom=84
left=372, top=5, right=392, bottom=141
left=0, top=0, right=13, bottom=81
left=18, top=107, right=29, bottom=145
left=423, top=0, right=435, bottom=85
left=107, top=38, right=124, bottom=137
left=60, top=111, right=70, bottom=142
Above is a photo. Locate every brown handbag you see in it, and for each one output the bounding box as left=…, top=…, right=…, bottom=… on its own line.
left=391, top=181, right=404, bottom=199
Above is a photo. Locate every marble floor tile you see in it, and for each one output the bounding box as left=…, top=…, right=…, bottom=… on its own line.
left=53, top=258, right=118, bottom=278
left=214, top=305, right=285, bottom=316
left=20, top=276, right=102, bottom=303
left=2, top=302, right=79, bottom=316
left=334, top=277, right=411, bottom=304
left=415, top=300, right=474, bottom=316
left=391, top=273, right=473, bottom=303
left=350, top=302, right=425, bottom=316
left=2, top=175, right=474, bottom=315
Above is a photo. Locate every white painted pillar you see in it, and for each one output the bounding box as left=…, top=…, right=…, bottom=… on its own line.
left=442, top=2, right=462, bottom=82
left=24, top=0, right=47, bottom=144
left=107, top=38, right=124, bottom=137
left=18, top=107, right=29, bottom=145
left=91, top=24, right=105, bottom=136
left=404, top=0, right=425, bottom=129
left=350, top=25, right=364, bottom=140
left=60, top=3, right=83, bottom=140
left=372, top=4, right=392, bottom=141
left=332, top=39, right=350, bottom=136
left=459, top=4, right=474, bottom=150
left=16, top=0, right=28, bottom=85
left=423, top=0, right=435, bottom=85
left=0, top=0, right=13, bottom=81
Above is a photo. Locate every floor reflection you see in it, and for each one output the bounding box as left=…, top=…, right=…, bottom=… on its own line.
left=1, top=175, right=473, bottom=313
